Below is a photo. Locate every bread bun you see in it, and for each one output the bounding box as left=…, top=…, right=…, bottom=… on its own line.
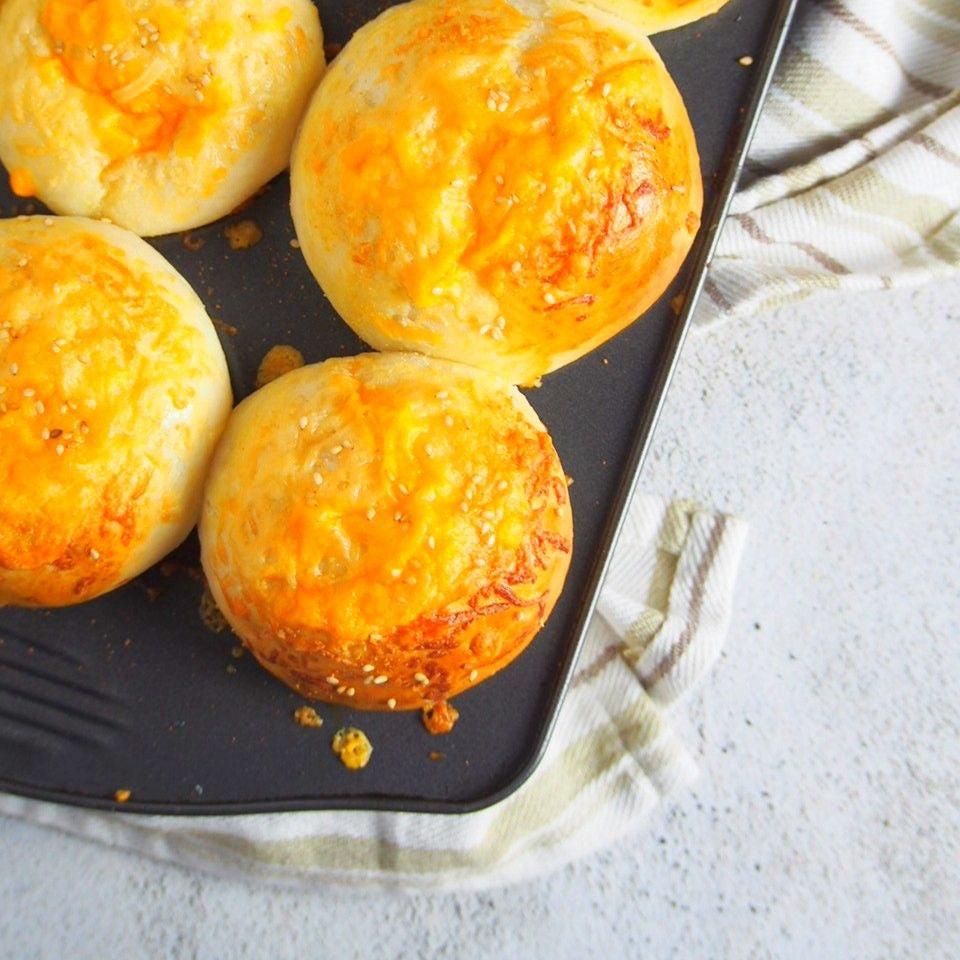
left=0, top=216, right=232, bottom=607
left=199, top=352, right=573, bottom=710
left=597, top=0, right=733, bottom=34
left=0, top=0, right=324, bottom=236
left=291, top=0, right=701, bottom=385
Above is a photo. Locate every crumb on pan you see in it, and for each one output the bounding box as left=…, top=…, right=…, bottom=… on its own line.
left=738, top=55, right=754, bottom=66
left=212, top=317, right=239, bottom=337
left=422, top=700, right=460, bottom=735
left=224, top=219, right=263, bottom=250
left=428, top=751, right=446, bottom=762
left=199, top=586, right=229, bottom=633
left=294, top=706, right=323, bottom=728
left=181, top=233, right=205, bottom=252
left=113, top=789, right=131, bottom=803
left=255, top=344, right=305, bottom=388
left=332, top=727, right=372, bottom=770
left=230, top=645, right=245, bottom=659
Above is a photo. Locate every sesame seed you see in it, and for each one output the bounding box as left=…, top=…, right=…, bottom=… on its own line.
left=313, top=472, right=323, bottom=486
left=431, top=286, right=444, bottom=296
left=44, top=217, right=53, bottom=226
left=391, top=569, right=402, bottom=578
left=479, top=325, right=492, bottom=337
left=602, top=82, right=612, bottom=97
left=398, top=483, right=409, bottom=495
left=337, top=685, right=346, bottom=694
left=543, top=292, right=556, bottom=305
left=347, top=687, right=355, bottom=697
left=492, top=329, right=505, bottom=341
left=89, top=548, right=100, bottom=560
left=330, top=444, right=343, bottom=454
left=444, top=415, right=454, bottom=427
left=436, top=390, right=448, bottom=399
left=496, top=316, right=506, bottom=329
left=22, top=388, right=35, bottom=397
left=427, top=536, right=436, bottom=550
left=366, top=507, right=376, bottom=520
left=35, top=401, right=44, bottom=414
left=495, top=175, right=505, bottom=186
left=17, top=258, right=28, bottom=268
left=41, top=428, right=49, bottom=440
left=738, top=55, right=754, bottom=66
left=414, top=673, right=429, bottom=685
left=9, top=364, right=18, bottom=375
left=55, top=444, right=65, bottom=456
left=373, top=675, right=388, bottom=685
left=362, top=664, right=375, bottom=673
left=387, top=698, right=397, bottom=710
left=469, top=669, right=478, bottom=682
left=497, top=480, right=509, bottom=491
left=298, top=416, right=308, bottom=430
left=326, top=675, right=339, bottom=685
left=423, top=490, right=436, bottom=501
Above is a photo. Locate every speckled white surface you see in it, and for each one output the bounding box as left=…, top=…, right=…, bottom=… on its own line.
left=2, top=279, right=958, bottom=960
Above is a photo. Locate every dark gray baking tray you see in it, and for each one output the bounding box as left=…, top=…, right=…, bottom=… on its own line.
left=0, top=0, right=796, bottom=815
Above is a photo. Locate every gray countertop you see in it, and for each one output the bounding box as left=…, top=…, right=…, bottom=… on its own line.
left=3, top=279, right=958, bottom=960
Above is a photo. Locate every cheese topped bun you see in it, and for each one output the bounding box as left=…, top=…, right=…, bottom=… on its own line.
left=199, top=352, right=573, bottom=710
left=608, top=0, right=734, bottom=34
left=0, top=216, right=232, bottom=607
left=291, top=0, right=702, bottom=386
left=0, top=0, right=324, bottom=236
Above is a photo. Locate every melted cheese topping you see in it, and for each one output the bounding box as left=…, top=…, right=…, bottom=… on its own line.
left=0, top=217, right=225, bottom=605
left=201, top=353, right=572, bottom=707
left=601, top=0, right=732, bottom=34
left=39, top=0, right=244, bottom=162
left=208, top=358, right=566, bottom=643
left=332, top=6, right=681, bottom=314
left=0, top=0, right=323, bottom=234
left=292, top=0, right=701, bottom=384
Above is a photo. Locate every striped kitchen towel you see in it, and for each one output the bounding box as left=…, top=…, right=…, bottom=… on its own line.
left=700, top=0, right=960, bottom=324
left=0, top=496, right=747, bottom=889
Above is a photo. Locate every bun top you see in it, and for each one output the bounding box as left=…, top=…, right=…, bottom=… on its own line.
left=291, top=0, right=702, bottom=385
left=0, top=0, right=324, bottom=235
left=200, top=352, right=573, bottom=708
left=593, top=0, right=734, bottom=34
left=0, top=216, right=232, bottom=607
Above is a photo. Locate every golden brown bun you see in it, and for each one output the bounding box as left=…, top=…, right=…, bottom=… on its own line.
left=199, top=352, right=573, bottom=710
left=0, top=0, right=324, bottom=236
left=589, top=0, right=733, bottom=34
left=0, top=216, right=233, bottom=607
left=291, top=0, right=702, bottom=386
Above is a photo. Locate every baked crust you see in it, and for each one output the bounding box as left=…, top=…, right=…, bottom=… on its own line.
left=199, top=352, right=573, bottom=710
left=291, top=0, right=702, bottom=385
left=0, top=216, right=232, bottom=607
left=0, top=0, right=324, bottom=235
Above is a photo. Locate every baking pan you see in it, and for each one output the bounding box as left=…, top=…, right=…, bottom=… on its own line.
left=0, top=0, right=796, bottom=815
